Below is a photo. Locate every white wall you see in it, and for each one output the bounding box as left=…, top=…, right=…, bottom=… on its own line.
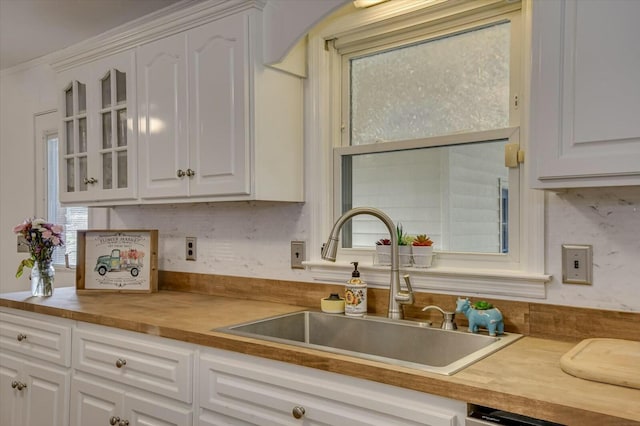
left=1, top=61, right=639, bottom=312
left=0, top=63, right=58, bottom=293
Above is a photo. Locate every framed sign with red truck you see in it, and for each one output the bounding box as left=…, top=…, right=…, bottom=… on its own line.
left=76, top=229, right=158, bottom=293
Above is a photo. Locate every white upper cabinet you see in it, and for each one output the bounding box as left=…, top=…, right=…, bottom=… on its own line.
left=529, top=0, right=640, bottom=188
left=58, top=50, right=137, bottom=203
left=138, top=8, right=303, bottom=202
left=137, top=32, right=189, bottom=198
left=54, top=1, right=304, bottom=206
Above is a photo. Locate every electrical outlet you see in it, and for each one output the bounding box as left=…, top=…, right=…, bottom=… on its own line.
left=291, top=241, right=305, bottom=269
left=562, top=244, right=592, bottom=285
left=17, top=235, right=29, bottom=253
left=185, top=237, right=197, bottom=261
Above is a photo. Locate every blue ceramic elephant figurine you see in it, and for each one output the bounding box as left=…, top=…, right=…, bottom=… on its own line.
left=455, top=297, right=504, bottom=336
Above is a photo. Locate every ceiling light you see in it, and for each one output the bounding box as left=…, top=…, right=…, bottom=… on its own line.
left=353, top=0, right=390, bottom=8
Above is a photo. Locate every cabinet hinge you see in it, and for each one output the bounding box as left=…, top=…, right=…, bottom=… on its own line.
left=514, top=95, right=520, bottom=109
left=504, top=143, right=524, bottom=168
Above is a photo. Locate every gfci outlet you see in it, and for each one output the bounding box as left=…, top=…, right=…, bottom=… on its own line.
left=185, top=237, right=197, bottom=261
left=291, top=241, right=305, bottom=269
left=562, top=244, right=592, bottom=285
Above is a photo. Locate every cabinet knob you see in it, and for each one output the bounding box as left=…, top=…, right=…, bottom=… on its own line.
left=83, top=177, right=98, bottom=185
left=292, top=406, right=306, bottom=419
left=177, top=169, right=186, bottom=178
left=11, top=381, right=26, bottom=391
left=109, top=416, right=120, bottom=425
left=115, top=358, right=127, bottom=368
left=119, top=420, right=129, bottom=426
left=16, top=333, right=27, bottom=341
left=186, top=168, right=196, bottom=177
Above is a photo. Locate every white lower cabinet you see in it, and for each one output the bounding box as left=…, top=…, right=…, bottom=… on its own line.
left=2, top=308, right=468, bottom=426
left=0, top=308, right=73, bottom=426
left=71, top=373, right=193, bottom=426
left=71, top=323, right=195, bottom=426
left=197, top=347, right=466, bottom=426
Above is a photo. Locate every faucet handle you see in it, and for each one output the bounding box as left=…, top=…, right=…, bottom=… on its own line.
left=421, top=305, right=457, bottom=330
left=394, top=274, right=415, bottom=305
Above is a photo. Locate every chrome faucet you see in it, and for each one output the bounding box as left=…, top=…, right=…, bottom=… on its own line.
left=321, top=207, right=414, bottom=319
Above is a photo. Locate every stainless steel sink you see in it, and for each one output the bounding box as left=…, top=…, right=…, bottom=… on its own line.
left=217, top=311, right=522, bottom=375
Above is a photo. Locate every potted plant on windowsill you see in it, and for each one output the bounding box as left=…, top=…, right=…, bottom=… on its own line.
left=375, top=238, right=392, bottom=266
left=412, top=234, right=434, bottom=267
left=397, top=224, right=413, bottom=266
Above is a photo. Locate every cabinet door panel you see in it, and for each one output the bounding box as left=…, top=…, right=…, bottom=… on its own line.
left=530, top=0, right=640, bottom=187
left=23, top=361, right=70, bottom=426
left=188, top=14, right=250, bottom=197
left=125, top=392, right=193, bottom=426
left=71, top=375, right=123, bottom=426
left=138, top=33, right=189, bottom=198
left=0, top=353, right=23, bottom=426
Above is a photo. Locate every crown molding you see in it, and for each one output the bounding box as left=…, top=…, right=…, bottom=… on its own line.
left=51, top=0, right=266, bottom=72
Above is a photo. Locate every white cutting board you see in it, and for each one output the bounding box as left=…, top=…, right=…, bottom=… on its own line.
left=560, top=338, right=640, bottom=389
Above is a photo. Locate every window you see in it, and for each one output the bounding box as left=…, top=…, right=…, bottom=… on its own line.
left=338, top=8, right=520, bottom=256
left=46, top=133, right=88, bottom=266
left=35, top=111, right=88, bottom=268
left=306, top=0, right=548, bottom=298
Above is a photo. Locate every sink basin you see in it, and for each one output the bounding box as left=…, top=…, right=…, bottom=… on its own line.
left=217, top=311, right=522, bottom=375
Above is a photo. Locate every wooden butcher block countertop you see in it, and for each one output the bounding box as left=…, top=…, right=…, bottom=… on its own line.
left=1, top=288, right=639, bottom=426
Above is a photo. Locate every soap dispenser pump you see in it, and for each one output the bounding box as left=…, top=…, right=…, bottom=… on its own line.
left=345, top=262, right=367, bottom=317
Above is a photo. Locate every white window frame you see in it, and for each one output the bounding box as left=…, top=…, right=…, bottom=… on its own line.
left=34, top=110, right=108, bottom=278
left=304, top=0, right=549, bottom=299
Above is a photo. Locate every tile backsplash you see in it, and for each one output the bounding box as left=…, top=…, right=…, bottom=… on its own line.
left=111, top=186, right=640, bottom=312
left=545, top=186, right=640, bottom=311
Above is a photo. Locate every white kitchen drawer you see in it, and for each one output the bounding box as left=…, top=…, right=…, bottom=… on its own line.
left=198, top=348, right=464, bottom=426
left=73, top=324, right=194, bottom=403
left=0, top=308, right=72, bottom=367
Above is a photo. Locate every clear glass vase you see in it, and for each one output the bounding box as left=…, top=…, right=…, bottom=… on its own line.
left=31, top=260, right=55, bottom=297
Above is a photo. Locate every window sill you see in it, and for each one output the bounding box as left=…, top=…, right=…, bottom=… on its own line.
left=304, top=261, right=551, bottom=299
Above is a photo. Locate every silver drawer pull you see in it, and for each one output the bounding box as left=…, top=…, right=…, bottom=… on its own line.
left=292, top=406, right=305, bottom=419
left=109, top=416, right=120, bottom=425
left=115, top=358, right=127, bottom=368
left=16, top=333, right=27, bottom=341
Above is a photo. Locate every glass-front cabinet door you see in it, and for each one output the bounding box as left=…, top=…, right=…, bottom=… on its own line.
left=99, top=68, right=129, bottom=192
left=57, top=49, right=136, bottom=204
left=62, top=79, right=89, bottom=196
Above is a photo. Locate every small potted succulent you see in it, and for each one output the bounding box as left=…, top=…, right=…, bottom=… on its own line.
left=375, top=238, right=392, bottom=265
left=412, top=234, right=434, bottom=267
left=396, top=224, right=413, bottom=266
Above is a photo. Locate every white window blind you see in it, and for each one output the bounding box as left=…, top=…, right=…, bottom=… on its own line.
left=46, top=134, right=88, bottom=266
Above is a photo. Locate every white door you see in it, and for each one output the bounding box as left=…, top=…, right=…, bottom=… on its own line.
left=138, top=33, right=189, bottom=199
left=187, top=13, right=250, bottom=197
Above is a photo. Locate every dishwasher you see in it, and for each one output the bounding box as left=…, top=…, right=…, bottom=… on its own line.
left=467, top=404, right=565, bottom=426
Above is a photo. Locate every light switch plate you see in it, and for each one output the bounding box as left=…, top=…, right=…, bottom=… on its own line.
left=291, top=241, right=305, bottom=269
left=562, top=244, right=593, bottom=285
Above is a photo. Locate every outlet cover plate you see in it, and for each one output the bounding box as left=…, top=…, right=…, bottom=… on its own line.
left=562, top=244, right=592, bottom=285
left=186, top=237, right=197, bottom=261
